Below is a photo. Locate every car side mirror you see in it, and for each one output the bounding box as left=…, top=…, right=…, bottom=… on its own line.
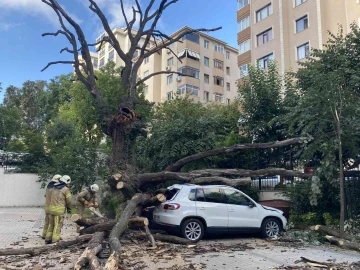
left=248, top=202, right=255, bottom=208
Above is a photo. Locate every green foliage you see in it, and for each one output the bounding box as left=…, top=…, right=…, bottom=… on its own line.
left=136, top=96, right=240, bottom=172
left=0, top=105, right=22, bottom=150
left=289, top=212, right=322, bottom=226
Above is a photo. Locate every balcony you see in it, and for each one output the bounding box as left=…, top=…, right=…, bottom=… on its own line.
left=237, top=4, right=250, bottom=21
left=238, top=50, right=251, bottom=67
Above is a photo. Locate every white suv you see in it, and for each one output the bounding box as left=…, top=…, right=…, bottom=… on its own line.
left=153, top=184, right=287, bottom=242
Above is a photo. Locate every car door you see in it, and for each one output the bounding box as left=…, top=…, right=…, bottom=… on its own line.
left=195, top=188, right=229, bottom=232
left=222, top=188, right=261, bottom=231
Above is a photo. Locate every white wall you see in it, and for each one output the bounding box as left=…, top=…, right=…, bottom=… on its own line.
left=0, top=168, right=45, bottom=207
left=259, top=190, right=289, bottom=202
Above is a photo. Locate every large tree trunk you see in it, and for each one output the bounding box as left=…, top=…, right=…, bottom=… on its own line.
left=110, top=125, right=127, bottom=172
left=310, top=225, right=353, bottom=242
left=326, top=235, right=360, bottom=252
left=71, top=215, right=109, bottom=227
left=0, top=235, right=92, bottom=256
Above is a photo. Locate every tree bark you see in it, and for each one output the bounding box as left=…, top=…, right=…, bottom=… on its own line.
left=74, top=232, right=104, bottom=270
left=165, top=137, right=306, bottom=172
left=310, top=225, right=354, bottom=242
left=110, top=125, right=127, bottom=172
left=71, top=215, right=109, bottom=227
left=144, top=226, right=156, bottom=247
left=337, top=119, right=345, bottom=239
left=0, top=235, right=92, bottom=256
left=128, top=217, right=149, bottom=227
left=79, top=217, right=149, bottom=235
left=153, top=234, right=192, bottom=245
left=325, top=235, right=360, bottom=252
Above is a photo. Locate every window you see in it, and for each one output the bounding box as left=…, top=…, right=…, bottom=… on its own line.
left=167, top=74, right=173, bottom=84
left=204, top=40, right=209, bottom=49
left=204, top=57, right=210, bottom=66
left=108, top=43, right=113, bottom=50
left=297, top=42, right=310, bottom=60
left=239, top=39, right=250, bottom=54
left=99, top=49, right=105, bottom=57
left=256, top=4, right=272, bottom=22
left=133, top=50, right=139, bottom=59
left=296, top=16, right=308, bottom=32
left=214, top=59, right=224, bottom=69
left=144, top=70, right=149, bottom=78
left=108, top=50, right=114, bottom=61
left=238, top=16, right=250, bottom=31
left=178, top=84, right=199, bottom=97
left=226, top=98, right=231, bottom=105
left=226, top=82, right=230, bottom=91
left=257, top=53, right=274, bottom=69
left=226, top=67, right=230, bottom=75
left=214, top=76, right=224, bottom=86
left=238, top=0, right=249, bottom=10
left=295, top=0, right=307, bottom=7
left=92, top=58, right=98, bottom=69
left=99, top=58, right=105, bottom=68
left=215, top=93, right=224, bottom=103
left=204, top=74, right=210, bottom=84
left=188, top=189, right=196, bottom=201
left=203, top=188, right=224, bottom=203
left=204, top=91, right=210, bottom=101
left=167, top=57, right=174, bottom=66
left=143, top=85, right=148, bottom=94
left=240, top=64, right=249, bottom=78
left=257, top=28, right=273, bottom=46
left=181, top=32, right=200, bottom=44
left=226, top=51, right=230, bottom=59
left=178, top=49, right=200, bottom=61
left=178, top=66, right=200, bottom=79
left=167, top=91, right=173, bottom=100
left=196, top=188, right=206, bottom=202
left=223, top=189, right=252, bottom=206
left=214, top=43, right=224, bottom=53
left=144, top=57, right=149, bottom=64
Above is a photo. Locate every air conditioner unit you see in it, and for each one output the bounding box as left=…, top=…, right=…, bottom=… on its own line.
left=166, top=66, right=172, bottom=71
left=176, top=77, right=182, bottom=82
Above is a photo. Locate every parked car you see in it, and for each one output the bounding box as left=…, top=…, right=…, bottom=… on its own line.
left=152, top=184, right=287, bottom=242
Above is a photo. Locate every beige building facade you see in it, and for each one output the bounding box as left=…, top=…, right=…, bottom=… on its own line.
left=237, top=0, right=360, bottom=77
left=92, top=26, right=239, bottom=104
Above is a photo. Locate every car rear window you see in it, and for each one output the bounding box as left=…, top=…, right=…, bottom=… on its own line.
left=165, top=188, right=180, bottom=201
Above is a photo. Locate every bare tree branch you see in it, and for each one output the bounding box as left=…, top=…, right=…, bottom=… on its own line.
left=41, top=61, right=75, bottom=72
left=166, top=137, right=307, bottom=172
left=136, top=71, right=191, bottom=86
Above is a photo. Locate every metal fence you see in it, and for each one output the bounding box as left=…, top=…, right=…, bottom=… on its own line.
left=344, top=171, right=360, bottom=220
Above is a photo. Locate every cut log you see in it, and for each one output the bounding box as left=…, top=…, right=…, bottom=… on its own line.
left=310, top=225, right=354, bottom=242
left=300, top=257, right=334, bottom=267
left=325, top=235, right=360, bottom=252
left=155, top=188, right=167, bottom=195
left=104, top=252, right=117, bottom=270
left=71, top=215, right=109, bottom=227
left=128, top=217, right=149, bottom=227
left=74, top=232, right=104, bottom=270
left=153, top=234, right=192, bottom=245
left=142, top=194, right=166, bottom=207
left=144, top=226, right=156, bottom=247
left=106, top=193, right=152, bottom=267
left=0, top=234, right=92, bottom=256
left=108, top=173, right=123, bottom=189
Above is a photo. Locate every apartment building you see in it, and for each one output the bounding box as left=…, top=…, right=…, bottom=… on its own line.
left=92, top=26, right=239, bottom=104
left=237, top=0, right=360, bottom=77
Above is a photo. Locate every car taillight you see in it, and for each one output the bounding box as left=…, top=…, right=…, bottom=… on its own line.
left=163, top=203, right=180, bottom=210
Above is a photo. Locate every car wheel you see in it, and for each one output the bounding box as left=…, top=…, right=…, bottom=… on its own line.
left=181, top=218, right=205, bottom=242
left=261, top=218, right=281, bottom=238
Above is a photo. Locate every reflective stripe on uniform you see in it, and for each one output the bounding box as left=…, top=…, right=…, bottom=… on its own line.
left=48, top=205, right=65, bottom=215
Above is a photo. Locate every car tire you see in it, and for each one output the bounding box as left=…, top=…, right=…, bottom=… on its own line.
left=181, top=218, right=205, bottom=242
left=261, top=218, right=282, bottom=238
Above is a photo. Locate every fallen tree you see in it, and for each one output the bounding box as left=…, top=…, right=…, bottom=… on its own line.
left=74, top=232, right=104, bottom=270
left=310, top=225, right=354, bottom=242
left=325, top=235, right=360, bottom=252
left=0, top=235, right=92, bottom=257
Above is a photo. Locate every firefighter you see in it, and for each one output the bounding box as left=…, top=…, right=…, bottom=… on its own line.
left=45, top=175, right=72, bottom=244
left=76, top=184, right=100, bottom=217
left=41, top=174, right=62, bottom=239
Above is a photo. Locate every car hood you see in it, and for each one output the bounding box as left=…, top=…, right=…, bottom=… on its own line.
left=260, top=205, right=283, bottom=214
